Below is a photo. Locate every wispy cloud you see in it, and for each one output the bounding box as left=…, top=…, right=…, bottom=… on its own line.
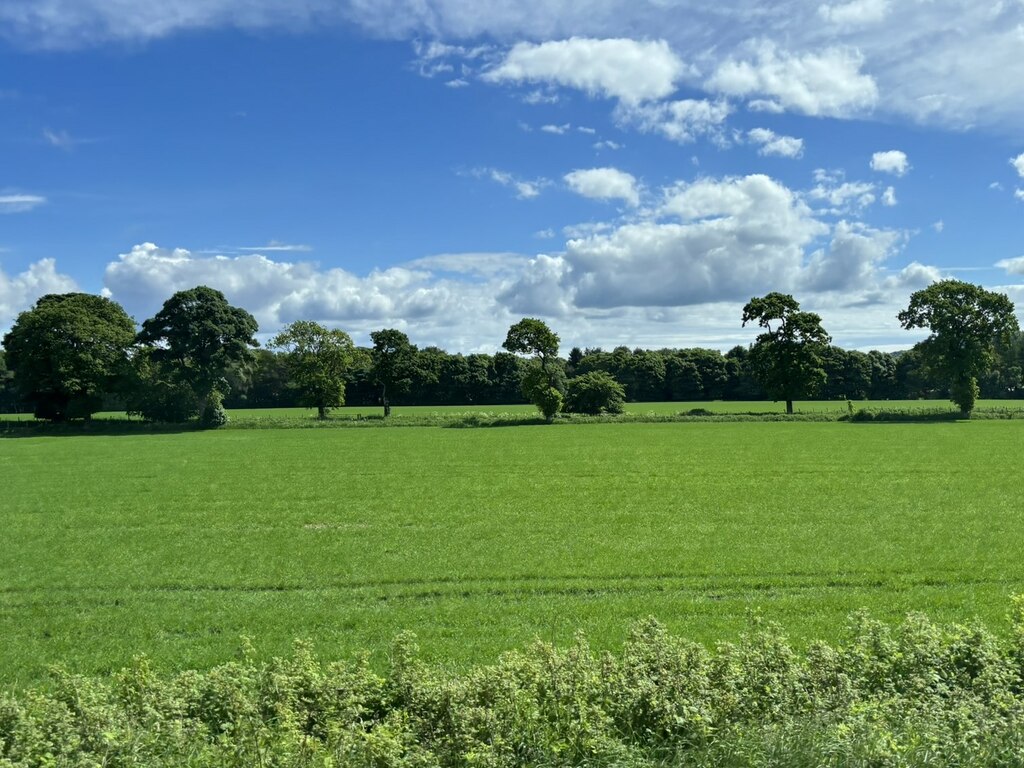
left=0, top=193, right=46, bottom=213
left=468, top=167, right=550, bottom=199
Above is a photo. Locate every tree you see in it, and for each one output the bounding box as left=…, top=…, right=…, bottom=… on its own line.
left=898, top=280, right=1019, bottom=415
left=502, top=318, right=565, bottom=421
left=741, top=293, right=830, bottom=414
left=2, top=293, right=135, bottom=421
left=270, top=321, right=355, bottom=418
left=370, top=329, right=420, bottom=417
left=133, top=286, right=258, bottom=422
left=564, top=371, right=626, bottom=415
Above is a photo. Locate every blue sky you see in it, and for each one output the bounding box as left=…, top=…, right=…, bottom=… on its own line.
left=2, top=1, right=1024, bottom=352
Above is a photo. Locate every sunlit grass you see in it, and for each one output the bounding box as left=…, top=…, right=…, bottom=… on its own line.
left=3, top=419, right=1023, bottom=687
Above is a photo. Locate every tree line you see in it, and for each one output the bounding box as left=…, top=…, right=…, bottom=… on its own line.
left=1, top=281, right=1020, bottom=424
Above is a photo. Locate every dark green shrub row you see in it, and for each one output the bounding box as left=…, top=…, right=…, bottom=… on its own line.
left=4, top=602, right=1024, bottom=766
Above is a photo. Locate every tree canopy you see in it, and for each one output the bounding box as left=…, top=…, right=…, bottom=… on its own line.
left=271, top=321, right=355, bottom=419
left=898, top=280, right=1019, bottom=415
left=133, top=286, right=258, bottom=422
left=742, top=293, right=831, bottom=414
left=2, top=293, right=136, bottom=421
left=503, top=318, right=565, bottom=421
left=370, top=328, right=423, bottom=417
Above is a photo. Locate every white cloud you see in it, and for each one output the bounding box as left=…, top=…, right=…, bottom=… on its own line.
left=706, top=41, right=878, bottom=117
left=521, top=89, right=559, bottom=105
left=802, top=220, right=901, bottom=292
left=576, top=125, right=596, bottom=134
left=541, top=123, right=570, bottom=134
left=102, top=243, right=509, bottom=346
left=616, top=99, right=730, bottom=144
left=996, top=255, right=1024, bottom=275
left=818, top=0, right=889, bottom=27
left=870, top=150, right=909, bottom=176
left=593, top=140, right=622, bottom=150
left=547, top=175, right=833, bottom=308
left=806, top=178, right=876, bottom=213
left=0, top=193, right=46, bottom=214
left=1016, top=189, right=1024, bottom=202
left=469, top=167, right=549, bottom=199
left=235, top=241, right=312, bottom=253
left=933, top=220, right=945, bottom=233
left=564, top=167, right=640, bottom=206
left=8, top=1, right=1024, bottom=132
left=1, top=258, right=78, bottom=330
left=483, top=37, right=687, bottom=104
left=748, top=127, right=804, bottom=158
left=881, top=186, right=897, bottom=206
left=1012, top=153, right=1024, bottom=178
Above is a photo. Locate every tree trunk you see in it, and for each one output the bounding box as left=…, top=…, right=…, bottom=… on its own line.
left=786, top=399, right=794, bottom=414
left=317, top=405, right=327, bottom=420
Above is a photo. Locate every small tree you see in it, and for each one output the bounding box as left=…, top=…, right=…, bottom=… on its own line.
left=898, top=280, right=1019, bottom=416
left=2, top=293, right=136, bottom=421
left=564, top=371, right=626, bottom=415
left=742, top=293, right=830, bottom=414
left=271, top=321, right=355, bottom=419
left=502, top=318, right=565, bottom=422
left=370, top=329, right=419, bottom=417
left=134, top=286, right=258, bottom=422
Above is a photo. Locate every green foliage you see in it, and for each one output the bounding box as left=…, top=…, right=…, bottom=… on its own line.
left=4, top=607, right=1024, bottom=766
left=899, top=280, right=1019, bottom=415
left=271, top=321, right=355, bottom=418
left=503, top=318, right=564, bottom=421
left=370, top=329, right=429, bottom=417
left=199, top=391, right=229, bottom=429
left=135, top=285, right=258, bottom=419
left=564, top=371, right=626, bottom=415
left=742, top=293, right=831, bottom=414
left=1, top=293, right=136, bottom=421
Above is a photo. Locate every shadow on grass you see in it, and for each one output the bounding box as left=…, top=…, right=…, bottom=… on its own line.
left=0, top=419, right=202, bottom=438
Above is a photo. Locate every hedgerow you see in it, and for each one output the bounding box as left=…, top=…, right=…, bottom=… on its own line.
left=4, top=601, right=1024, bottom=766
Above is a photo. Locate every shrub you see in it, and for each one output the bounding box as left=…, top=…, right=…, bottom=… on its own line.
left=564, top=371, right=626, bottom=415
left=199, top=392, right=229, bottom=429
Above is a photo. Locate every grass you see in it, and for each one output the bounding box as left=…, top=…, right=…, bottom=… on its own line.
left=3, top=417, right=1024, bottom=690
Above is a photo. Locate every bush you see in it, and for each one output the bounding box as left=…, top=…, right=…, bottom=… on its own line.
left=4, top=604, right=1024, bottom=766
left=564, top=371, right=626, bottom=415
left=199, top=392, right=229, bottom=429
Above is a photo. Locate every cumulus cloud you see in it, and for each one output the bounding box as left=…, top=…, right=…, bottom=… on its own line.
left=871, top=150, right=909, bottom=176
left=483, top=37, right=687, bottom=104
left=881, top=186, right=897, bottom=206
left=0, top=193, right=46, bottom=214
left=996, top=255, right=1024, bottom=275
left=802, top=220, right=901, bottom=292
left=564, top=167, right=640, bottom=206
left=706, top=41, right=878, bottom=117
left=806, top=176, right=876, bottom=213
left=549, top=175, right=830, bottom=308
left=7, top=1, right=1024, bottom=131
left=0, top=258, right=78, bottom=330
left=747, top=127, right=804, bottom=158
left=102, top=243, right=508, bottom=345
left=615, top=99, right=730, bottom=144
left=1012, top=153, right=1024, bottom=178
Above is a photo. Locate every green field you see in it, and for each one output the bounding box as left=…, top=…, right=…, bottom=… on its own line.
left=4, top=414, right=1024, bottom=689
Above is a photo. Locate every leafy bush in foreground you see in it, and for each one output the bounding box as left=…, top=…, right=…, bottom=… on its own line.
left=4, top=601, right=1024, bottom=766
